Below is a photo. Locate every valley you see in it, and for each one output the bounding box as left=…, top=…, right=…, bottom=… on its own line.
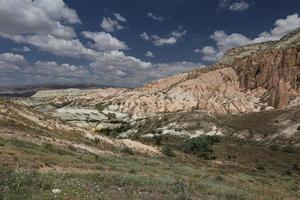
left=1, top=27, right=300, bottom=200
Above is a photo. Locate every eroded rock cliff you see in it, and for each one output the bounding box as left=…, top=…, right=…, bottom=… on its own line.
left=115, top=28, right=300, bottom=118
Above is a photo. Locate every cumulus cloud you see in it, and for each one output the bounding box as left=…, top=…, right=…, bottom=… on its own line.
left=1, top=34, right=99, bottom=59
left=145, top=51, right=155, bottom=58
left=254, top=13, right=300, bottom=43
left=196, top=46, right=223, bottom=62
left=229, top=1, right=250, bottom=11
left=0, top=53, right=26, bottom=72
left=140, top=32, right=151, bottom=41
left=0, top=51, right=203, bottom=87
left=147, top=13, right=164, bottom=21
left=100, top=13, right=127, bottom=32
left=0, top=1, right=202, bottom=87
left=113, top=13, right=127, bottom=22
left=0, top=0, right=80, bottom=39
left=140, top=27, right=186, bottom=46
left=219, top=0, right=252, bottom=12
left=12, top=46, right=31, bottom=52
left=100, top=17, right=124, bottom=32
left=197, top=13, right=300, bottom=62
left=82, top=31, right=128, bottom=52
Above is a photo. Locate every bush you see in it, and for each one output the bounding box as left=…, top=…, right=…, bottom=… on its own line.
left=269, top=144, right=279, bottom=151
left=162, top=145, right=176, bottom=157
left=93, top=138, right=100, bottom=144
left=95, top=103, right=107, bottom=112
left=129, top=168, right=137, bottom=174
left=107, top=112, right=116, bottom=119
left=153, top=135, right=162, bottom=145
left=121, top=147, right=135, bottom=155
left=180, top=136, right=212, bottom=154
left=178, top=136, right=221, bottom=159
left=282, top=145, right=297, bottom=154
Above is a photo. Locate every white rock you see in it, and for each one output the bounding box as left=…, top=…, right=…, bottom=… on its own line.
left=162, top=129, right=191, bottom=138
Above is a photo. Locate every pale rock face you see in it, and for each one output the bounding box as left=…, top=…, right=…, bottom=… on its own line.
left=191, top=126, right=224, bottom=138
left=117, top=67, right=267, bottom=118
left=161, top=129, right=191, bottom=138
left=95, top=123, right=123, bottom=131
left=54, top=107, right=107, bottom=122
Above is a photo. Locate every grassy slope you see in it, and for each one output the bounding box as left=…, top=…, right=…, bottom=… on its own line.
left=1, top=99, right=300, bottom=199
left=1, top=136, right=300, bottom=200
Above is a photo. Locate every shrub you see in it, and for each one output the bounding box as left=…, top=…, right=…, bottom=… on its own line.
left=121, top=147, right=135, bottom=155
left=162, top=145, right=176, bottom=157
left=129, top=168, right=137, bottom=174
left=107, top=112, right=116, bottom=119
left=256, top=166, right=266, bottom=171
left=95, top=103, right=107, bottom=112
left=178, top=136, right=221, bottom=159
left=282, top=145, right=297, bottom=154
left=293, top=163, right=300, bottom=171
left=180, top=137, right=212, bottom=154
left=93, top=138, right=100, bottom=144
left=269, top=144, right=279, bottom=151
left=153, top=135, right=162, bottom=145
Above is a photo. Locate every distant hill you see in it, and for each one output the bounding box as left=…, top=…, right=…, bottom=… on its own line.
left=0, top=83, right=120, bottom=97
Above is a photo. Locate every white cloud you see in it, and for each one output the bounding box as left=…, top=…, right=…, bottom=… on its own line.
left=198, top=13, right=300, bottom=62
left=0, top=51, right=203, bottom=87
left=147, top=13, right=164, bottom=21
left=0, top=0, right=80, bottom=39
left=140, top=32, right=151, bottom=41
left=100, top=17, right=124, bottom=32
left=82, top=31, right=128, bottom=52
left=1, top=34, right=99, bottom=59
left=12, top=46, right=31, bottom=52
left=145, top=51, right=154, bottom=58
left=0, top=53, right=26, bottom=72
left=219, top=0, right=251, bottom=12
left=229, top=1, right=250, bottom=11
left=140, top=28, right=186, bottom=46
left=197, top=46, right=223, bottom=62
left=254, top=13, right=300, bottom=43
left=0, top=1, right=203, bottom=87
left=113, top=13, right=127, bottom=22
left=152, top=36, right=177, bottom=46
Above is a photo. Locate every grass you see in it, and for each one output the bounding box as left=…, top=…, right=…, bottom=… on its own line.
left=1, top=135, right=300, bottom=199
left=1, top=99, right=300, bottom=199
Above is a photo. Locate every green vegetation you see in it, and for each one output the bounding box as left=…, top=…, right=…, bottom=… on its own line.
left=178, top=136, right=221, bottom=159
left=97, top=124, right=130, bottom=138
left=95, top=102, right=108, bottom=112
left=1, top=135, right=300, bottom=199
left=162, top=145, right=176, bottom=157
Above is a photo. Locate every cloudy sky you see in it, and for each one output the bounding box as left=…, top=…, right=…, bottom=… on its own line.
left=0, top=0, right=300, bottom=87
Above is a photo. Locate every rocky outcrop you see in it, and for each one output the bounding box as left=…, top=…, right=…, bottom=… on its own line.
left=228, top=28, right=300, bottom=108
left=118, top=67, right=267, bottom=118
left=114, top=28, right=300, bottom=118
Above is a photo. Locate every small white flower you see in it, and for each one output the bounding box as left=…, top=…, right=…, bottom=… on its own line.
left=52, top=189, right=61, bottom=194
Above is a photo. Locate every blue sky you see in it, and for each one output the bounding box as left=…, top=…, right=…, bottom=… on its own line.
left=0, top=0, right=300, bottom=87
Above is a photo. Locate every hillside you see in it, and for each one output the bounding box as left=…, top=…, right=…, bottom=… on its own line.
left=108, top=28, right=300, bottom=118
left=1, top=99, right=300, bottom=199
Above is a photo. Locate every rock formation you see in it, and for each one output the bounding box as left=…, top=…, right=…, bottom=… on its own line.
left=113, top=28, right=300, bottom=118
